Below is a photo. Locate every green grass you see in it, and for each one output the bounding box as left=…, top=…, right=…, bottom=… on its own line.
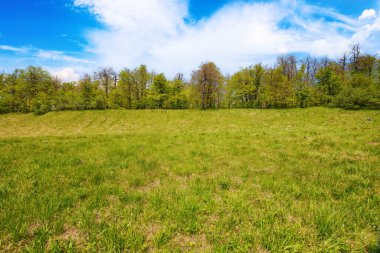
left=0, top=108, right=379, bottom=252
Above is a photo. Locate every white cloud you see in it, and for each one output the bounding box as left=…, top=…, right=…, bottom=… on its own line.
left=0, top=45, right=28, bottom=53
left=0, top=44, right=92, bottom=65
left=359, top=9, right=376, bottom=20
left=74, top=0, right=187, bottom=32
left=352, top=16, right=380, bottom=54
left=50, top=68, right=81, bottom=82
left=0, top=45, right=93, bottom=78
left=36, top=49, right=93, bottom=64
left=5, top=1, right=379, bottom=78
left=0, top=45, right=95, bottom=79
left=76, top=0, right=372, bottom=76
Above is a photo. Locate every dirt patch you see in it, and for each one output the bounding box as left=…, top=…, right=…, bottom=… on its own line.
left=46, top=225, right=86, bottom=250
left=287, top=215, right=301, bottom=224
left=58, top=227, right=82, bottom=241
left=140, top=179, right=161, bottom=193
left=144, top=223, right=161, bottom=244
left=171, top=233, right=211, bottom=251
left=28, top=222, right=41, bottom=236
left=256, top=246, right=270, bottom=253
left=0, top=235, right=28, bottom=253
left=106, top=195, right=120, bottom=206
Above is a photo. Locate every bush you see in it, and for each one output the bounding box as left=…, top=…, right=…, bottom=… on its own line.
left=32, top=93, right=52, bottom=115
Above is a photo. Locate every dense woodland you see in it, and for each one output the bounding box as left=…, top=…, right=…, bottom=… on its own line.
left=0, top=44, right=379, bottom=114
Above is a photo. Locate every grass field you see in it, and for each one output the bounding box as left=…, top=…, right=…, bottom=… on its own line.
left=0, top=108, right=379, bottom=252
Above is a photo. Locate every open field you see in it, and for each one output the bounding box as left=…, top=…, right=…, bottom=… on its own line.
left=0, top=108, right=379, bottom=252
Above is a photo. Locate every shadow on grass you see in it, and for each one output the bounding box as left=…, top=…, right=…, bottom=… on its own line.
left=368, top=236, right=380, bottom=253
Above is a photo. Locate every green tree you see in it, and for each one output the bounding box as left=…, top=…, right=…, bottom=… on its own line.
left=259, top=67, right=294, bottom=108
left=94, top=67, right=117, bottom=100
left=147, top=73, right=168, bottom=109
left=78, top=74, right=106, bottom=110
left=315, top=66, right=341, bottom=104
left=0, top=73, right=10, bottom=113
left=56, top=82, right=81, bottom=111
left=11, top=66, right=59, bottom=114
left=115, top=65, right=150, bottom=109
left=336, top=73, right=379, bottom=109
left=294, top=64, right=310, bottom=108
left=229, top=67, right=256, bottom=108
left=166, top=73, right=189, bottom=109
left=227, top=64, right=265, bottom=108
left=191, top=62, right=224, bottom=109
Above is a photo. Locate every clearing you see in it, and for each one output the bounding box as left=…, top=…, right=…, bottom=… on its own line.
left=0, top=108, right=379, bottom=252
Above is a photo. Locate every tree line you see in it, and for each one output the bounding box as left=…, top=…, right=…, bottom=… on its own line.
left=0, top=44, right=379, bottom=114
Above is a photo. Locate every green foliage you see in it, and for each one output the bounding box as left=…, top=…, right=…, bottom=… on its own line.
left=191, top=62, right=224, bottom=109
left=228, top=67, right=257, bottom=108
left=0, top=90, right=11, bottom=114
left=259, top=67, right=295, bottom=108
left=226, top=64, right=264, bottom=108
left=165, top=77, right=189, bottom=109
left=335, top=73, right=380, bottom=109
left=315, top=66, right=342, bottom=104
left=77, top=75, right=105, bottom=110
left=147, top=73, right=168, bottom=109
left=32, top=92, right=53, bottom=115
left=112, top=65, right=150, bottom=109
left=294, top=64, right=311, bottom=108
left=0, top=45, right=380, bottom=113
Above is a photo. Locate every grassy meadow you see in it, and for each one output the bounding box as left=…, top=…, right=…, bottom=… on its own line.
left=0, top=108, right=379, bottom=252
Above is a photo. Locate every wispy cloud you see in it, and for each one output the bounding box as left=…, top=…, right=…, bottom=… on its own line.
left=0, top=45, right=93, bottom=82
left=1, top=0, right=379, bottom=80
left=0, top=45, right=28, bottom=53
left=35, top=49, right=93, bottom=64
left=0, top=44, right=92, bottom=64
left=73, top=0, right=380, bottom=77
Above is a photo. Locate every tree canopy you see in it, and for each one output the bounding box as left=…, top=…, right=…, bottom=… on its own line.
left=0, top=44, right=379, bottom=114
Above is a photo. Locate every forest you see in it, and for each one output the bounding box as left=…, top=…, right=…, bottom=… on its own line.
left=0, top=44, right=379, bottom=115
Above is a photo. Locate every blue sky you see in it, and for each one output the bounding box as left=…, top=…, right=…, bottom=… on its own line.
left=0, top=0, right=379, bottom=81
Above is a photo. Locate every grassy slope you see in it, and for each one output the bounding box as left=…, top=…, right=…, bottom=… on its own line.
left=0, top=108, right=379, bottom=252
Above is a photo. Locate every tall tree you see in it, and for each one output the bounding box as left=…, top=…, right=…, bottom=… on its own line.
left=260, top=66, right=293, bottom=108
left=315, top=65, right=341, bottom=104
left=167, top=73, right=189, bottom=109
left=191, top=62, right=223, bottom=109
left=349, top=44, right=361, bottom=73
left=338, top=53, right=348, bottom=81
left=136, top=65, right=149, bottom=102
left=278, top=55, right=297, bottom=81
left=229, top=67, right=256, bottom=108
left=116, top=65, right=150, bottom=109
left=303, top=56, right=319, bottom=86
left=148, top=73, right=168, bottom=109
left=94, top=67, right=117, bottom=99
left=78, top=74, right=105, bottom=110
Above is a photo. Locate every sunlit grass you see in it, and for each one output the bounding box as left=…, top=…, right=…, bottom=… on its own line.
left=0, top=108, right=379, bottom=252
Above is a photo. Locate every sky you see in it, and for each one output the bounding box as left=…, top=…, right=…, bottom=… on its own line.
left=0, top=0, right=379, bottom=81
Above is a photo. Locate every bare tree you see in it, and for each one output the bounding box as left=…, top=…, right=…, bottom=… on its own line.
left=320, top=56, right=330, bottom=69
left=338, top=53, right=347, bottom=80
left=303, top=56, right=318, bottom=85
left=94, top=67, right=117, bottom=97
left=278, top=55, right=297, bottom=81
left=350, top=44, right=361, bottom=73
